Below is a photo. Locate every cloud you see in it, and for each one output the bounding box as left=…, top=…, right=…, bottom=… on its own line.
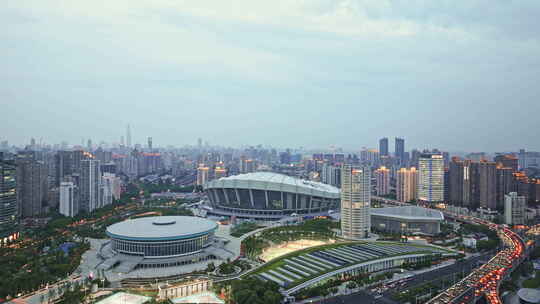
left=0, top=0, right=539, bottom=151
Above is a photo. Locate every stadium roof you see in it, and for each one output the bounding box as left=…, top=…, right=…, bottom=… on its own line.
left=371, top=206, right=444, bottom=221
left=106, top=216, right=217, bottom=241
left=205, top=172, right=340, bottom=198
left=518, top=288, right=540, bottom=304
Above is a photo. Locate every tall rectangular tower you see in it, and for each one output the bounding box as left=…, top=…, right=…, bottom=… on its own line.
left=80, top=159, right=101, bottom=213
left=341, top=164, right=371, bottom=239
left=375, top=166, right=390, bottom=196
left=418, top=153, right=445, bottom=203
left=379, top=138, right=389, bottom=157
left=395, top=137, right=405, bottom=165
left=16, top=158, right=48, bottom=217
left=60, top=182, right=78, bottom=217
left=397, top=167, right=418, bottom=203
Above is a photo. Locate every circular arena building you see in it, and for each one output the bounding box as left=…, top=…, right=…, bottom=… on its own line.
left=106, top=216, right=217, bottom=258
left=204, top=172, right=340, bottom=219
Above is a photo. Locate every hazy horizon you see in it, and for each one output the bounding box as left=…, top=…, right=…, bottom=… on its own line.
left=2, top=1, right=539, bottom=151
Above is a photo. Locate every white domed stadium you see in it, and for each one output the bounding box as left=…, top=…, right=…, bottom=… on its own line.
left=204, top=172, right=340, bottom=219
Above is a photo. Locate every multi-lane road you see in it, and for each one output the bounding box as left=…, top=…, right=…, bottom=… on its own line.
left=373, top=196, right=526, bottom=304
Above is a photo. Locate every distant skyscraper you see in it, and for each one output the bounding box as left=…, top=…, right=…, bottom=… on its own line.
left=504, top=192, right=526, bottom=225
left=16, top=157, right=48, bottom=217
left=341, top=165, right=371, bottom=239
left=375, top=166, right=390, bottom=196
left=449, top=158, right=472, bottom=207
left=0, top=153, right=17, bottom=242
left=213, top=167, right=227, bottom=180
left=148, top=137, right=153, bottom=151
left=321, top=163, right=341, bottom=187
left=240, top=156, right=256, bottom=173
left=126, top=124, right=132, bottom=148
left=395, top=138, right=405, bottom=165
left=496, top=166, right=514, bottom=209
left=59, top=182, right=78, bottom=217
left=102, top=173, right=121, bottom=200
left=87, top=139, right=92, bottom=151
left=80, top=159, right=101, bottom=213
left=55, top=150, right=85, bottom=186
left=477, top=161, right=497, bottom=210
left=360, top=148, right=379, bottom=168
left=197, top=166, right=209, bottom=186
left=379, top=138, right=389, bottom=157
left=397, top=167, right=418, bottom=203
left=418, top=153, right=445, bottom=203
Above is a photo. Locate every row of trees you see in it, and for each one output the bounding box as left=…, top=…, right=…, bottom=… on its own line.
left=0, top=238, right=90, bottom=299
left=294, top=271, right=394, bottom=300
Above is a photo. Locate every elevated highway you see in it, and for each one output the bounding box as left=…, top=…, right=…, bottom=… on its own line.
left=372, top=196, right=525, bottom=304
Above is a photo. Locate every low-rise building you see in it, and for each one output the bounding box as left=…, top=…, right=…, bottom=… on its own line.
left=370, top=206, right=444, bottom=235
left=462, top=233, right=488, bottom=249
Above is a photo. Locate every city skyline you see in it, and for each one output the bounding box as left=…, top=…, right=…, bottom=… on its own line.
left=2, top=1, right=540, bottom=151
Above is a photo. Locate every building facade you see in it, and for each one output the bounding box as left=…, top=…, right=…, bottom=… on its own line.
left=379, top=138, right=389, bottom=157
left=16, top=158, right=48, bottom=217
left=0, top=153, right=18, bottom=243
left=375, top=166, right=390, bottom=196
left=80, top=159, right=101, bottom=213
left=341, top=165, right=371, bottom=239
left=197, top=166, right=209, bottom=186
left=60, top=182, right=78, bottom=217
left=505, top=192, right=526, bottom=225
left=397, top=167, right=418, bottom=203
left=418, top=153, right=445, bottom=203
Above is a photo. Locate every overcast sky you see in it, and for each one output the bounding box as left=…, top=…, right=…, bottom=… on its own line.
left=1, top=1, right=539, bottom=152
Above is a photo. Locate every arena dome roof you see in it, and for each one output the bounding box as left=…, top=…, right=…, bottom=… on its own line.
left=205, top=172, right=340, bottom=198
left=106, top=216, right=217, bottom=241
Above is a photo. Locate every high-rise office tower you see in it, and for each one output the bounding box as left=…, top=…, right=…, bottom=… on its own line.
left=321, top=163, right=341, bottom=188
left=240, top=157, right=256, bottom=173
left=197, top=166, right=209, bottom=186
left=418, top=153, right=445, bottom=203
left=87, top=139, right=92, bottom=151
left=360, top=148, right=379, bottom=168
left=477, top=161, right=497, bottom=210
left=496, top=166, right=514, bottom=209
left=148, top=137, right=153, bottom=151
left=100, top=175, right=113, bottom=208
left=80, top=159, right=101, bottom=213
left=126, top=124, right=132, bottom=148
left=0, top=153, right=17, bottom=243
left=397, top=167, right=418, bottom=203
left=375, top=166, right=390, bottom=196
left=102, top=173, right=121, bottom=200
left=54, top=150, right=86, bottom=186
left=16, top=157, right=48, bottom=217
left=214, top=167, right=227, bottom=180
left=379, top=138, right=389, bottom=157
left=449, top=158, right=472, bottom=207
left=59, top=182, right=78, bottom=217
left=504, top=192, right=526, bottom=225
left=341, top=165, right=371, bottom=239
left=395, top=138, right=405, bottom=165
